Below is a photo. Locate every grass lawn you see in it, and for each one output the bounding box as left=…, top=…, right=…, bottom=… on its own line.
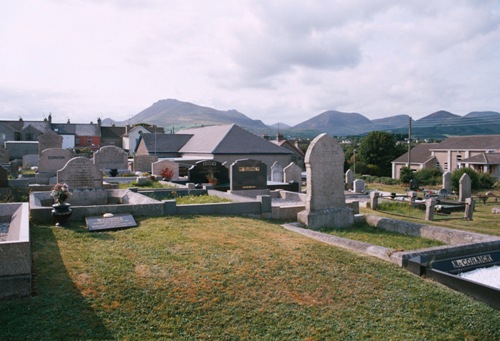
left=1, top=216, right=499, bottom=339
left=322, top=220, right=445, bottom=251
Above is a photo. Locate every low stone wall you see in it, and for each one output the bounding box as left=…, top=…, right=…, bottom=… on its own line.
left=0, top=203, right=31, bottom=299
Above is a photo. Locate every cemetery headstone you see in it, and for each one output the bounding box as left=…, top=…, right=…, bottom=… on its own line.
left=283, top=162, right=302, bottom=192
left=38, top=130, right=62, bottom=156
left=0, top=167, right=7, bottom=188
left=94, top=146, right=128, bottom=173
left=425, top=198, right=436, bottom=221
left=409, top=179, right=419, bottom=191
left=270, top=161, right=283, bottom=182
left=353, top=179, right=365, bottom=193
left=0, top=147, right=9, bottom=163
left=133, top=155, right=158, bottom=173
left=57, top=157, right=103, bottom=189
left=459, top=173, right=471, bottom=202
left=22, top=154, right=39, bottom=168
left=189, top=160, right=229, bottom=185
left=38, top=148, right=73, bottom=173
left=345, top=169, right=353, bottom=190
left=152, top=160, right=179, bottom=180
left=297, top=133, right=353, bottom=229
left=230, top=159, right=267, bottom=191
left=57, top=157, right=106, bottom=205
left=442, top=171, right=451, bottom=192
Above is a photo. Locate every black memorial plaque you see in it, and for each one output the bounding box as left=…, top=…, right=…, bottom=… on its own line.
left=188, top=160, right=229, bottom=185
left=230, top=159, right=267, bottom=191
left=86, top=213, right=137, bottom=232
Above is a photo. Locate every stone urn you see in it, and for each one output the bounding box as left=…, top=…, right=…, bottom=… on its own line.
left=51, top=203, right=72, bottom=227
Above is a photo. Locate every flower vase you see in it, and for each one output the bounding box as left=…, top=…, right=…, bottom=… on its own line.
left=52, top=203, right=72, bottom=227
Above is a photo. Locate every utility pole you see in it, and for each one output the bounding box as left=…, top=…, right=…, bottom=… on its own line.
left=407, top=116, right=412, bottom=167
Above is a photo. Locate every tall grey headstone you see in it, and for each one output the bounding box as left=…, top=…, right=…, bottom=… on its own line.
left=283, top=162, right=302, bottom=191
left=38, top=130, right=62, bottom=156
left=94, top=146, right=128, bottom=171
left=152, top=160, right=179, bottom=180
left=459, top=173, right=471, bottom=202
left=345, top=169, right=354, bottom=190
left=297, top=133, right=353, bottom=229
left=270, top=161, right=283, bottom=182
left=442, top=171, right=451, bottom=192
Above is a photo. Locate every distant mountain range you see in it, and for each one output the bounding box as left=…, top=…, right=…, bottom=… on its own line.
left=103, top=99, right=500, bottom=139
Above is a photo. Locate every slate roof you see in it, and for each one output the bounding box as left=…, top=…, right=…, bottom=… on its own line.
left=392, top=143, right=439, bottom=163
left=101, top=126, right=126, bottom=139
left=177, top=124, right=292, bottom=154
left=140, top=133, right=192, bottom=153
left=430, top=135, right=500, bottom=151
left=51, top=123, right=101, bottom=136
left=0, top=120, right=50, bottom=133
left=460, top=153, right=500, bottom=165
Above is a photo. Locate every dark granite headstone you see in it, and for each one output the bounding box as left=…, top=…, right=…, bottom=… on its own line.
left=230, top=159, right=267, bottom=191
left=0, top=147, right=9, bottom=163
left=188, top=160, right=229, bottom=185
left=0, top=167, right=8, bottom=188
left=86, top=213, right=137, bottom=232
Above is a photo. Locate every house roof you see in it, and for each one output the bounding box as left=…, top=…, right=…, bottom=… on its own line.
left=101, top=126, right=126, bottom=139
left=271, top=139, right=305, bottom=156
left=460, top=152, right=500, bottom=165
left=392, top=143, right=438, bottom=164
left=0, top=120, right=50, bottom=133
left=52, top=123, right=101, bottom=136
left=123, top=125, right=164, bottom=137
left=140, top=133, right=192, bottom=153
left=430, top=135, right=500, bottom=151
left=177, top=124, right=292, bottom=154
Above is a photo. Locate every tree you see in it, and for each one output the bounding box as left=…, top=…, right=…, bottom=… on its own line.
left=358, top=131, right=406, bottom=177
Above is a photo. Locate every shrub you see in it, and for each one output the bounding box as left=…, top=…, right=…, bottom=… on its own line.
left=414, top=168, right=442, bottom=186
left=478, top=172, right=495, bottom=189
left=450, top=168, right=480, bottom=191
left=399, top=167, right=414, bottom=184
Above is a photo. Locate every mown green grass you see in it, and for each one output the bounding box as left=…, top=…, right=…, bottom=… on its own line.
left=175, top=194, right=232, bottom=205
left=322, top=220, right=445, bottom=251
left=1, top=216, right=499, bottom=339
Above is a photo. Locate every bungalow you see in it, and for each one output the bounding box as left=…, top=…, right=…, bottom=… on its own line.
left=135, top=124, right=293, bottom=176
left=391, top=143, right=439, bottom=179
left=392, top=135, right=500, bottom=179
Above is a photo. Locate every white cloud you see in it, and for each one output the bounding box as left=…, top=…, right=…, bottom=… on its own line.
left=0, top=0, right=499, bottom=125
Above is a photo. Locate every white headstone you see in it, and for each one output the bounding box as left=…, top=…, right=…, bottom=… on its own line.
left=442, top=171, right=451, bottom=192
left=353, top=179, right=365, bottom=193
left=271, top=161, right=283, bottom=182
left=283, top=162, right=302, bottom=191
left=152, top=160, right=179, bottom=180
left=345, top=169, right=354, bottom=190
left=459, top=173, right=471, bottom=202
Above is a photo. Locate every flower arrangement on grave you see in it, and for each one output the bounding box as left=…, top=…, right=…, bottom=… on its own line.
left=50, top=183, right=71, bottom=205
left=206, top=168, right=217, bottom=184
left=161, top=167, right=174, bottom=180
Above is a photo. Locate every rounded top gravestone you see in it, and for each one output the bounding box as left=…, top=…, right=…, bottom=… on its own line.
left=304, top=133, right=346, bottom=211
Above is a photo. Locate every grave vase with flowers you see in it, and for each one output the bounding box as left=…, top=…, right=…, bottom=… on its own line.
left=50, top=183, right=72, bottom=227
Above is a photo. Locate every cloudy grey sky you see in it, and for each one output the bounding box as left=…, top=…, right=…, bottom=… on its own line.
left=1, top=0, right=499, bottom=125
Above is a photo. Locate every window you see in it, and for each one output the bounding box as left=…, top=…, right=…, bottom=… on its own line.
left=444, top=162, right=448, bottom=170
left=87, top=138, right=92, bottom=145
left=25, top=133, right=35, bottom=141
